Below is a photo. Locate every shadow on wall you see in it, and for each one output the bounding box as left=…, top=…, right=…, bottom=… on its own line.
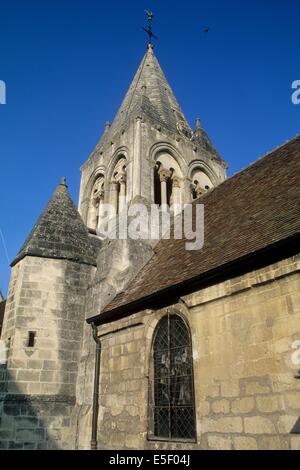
left=0, top=254, right=96, bottom=451
left=291, top=418, right=300, bottom=434
left=0, top=367, right=74, bottom=450
left=0, top=299, right=6, bottom=337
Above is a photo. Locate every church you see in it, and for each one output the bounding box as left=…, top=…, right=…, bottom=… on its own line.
left=0, top=40, right=300, bottom=451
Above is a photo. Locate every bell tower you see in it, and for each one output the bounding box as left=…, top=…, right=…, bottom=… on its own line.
left=78, top=43, right=227, bottom=235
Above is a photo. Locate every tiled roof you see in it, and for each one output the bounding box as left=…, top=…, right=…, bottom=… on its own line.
left=91, top=135, right=300, bottom=322
left=12, top=180, right=101, bottom=267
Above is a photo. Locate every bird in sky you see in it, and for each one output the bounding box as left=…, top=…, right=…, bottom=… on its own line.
left=204, top=27, right=211, bottom=33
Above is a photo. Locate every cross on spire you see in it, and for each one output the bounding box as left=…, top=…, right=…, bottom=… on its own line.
left=143, top=10, right=158, bottom=46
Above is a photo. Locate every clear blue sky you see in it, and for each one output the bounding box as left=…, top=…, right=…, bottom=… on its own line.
left=0, top=0, right=299, bottom=295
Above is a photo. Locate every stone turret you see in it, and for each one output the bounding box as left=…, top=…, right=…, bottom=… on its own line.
left=79, top=44, right=227, bottom=225
left=0, top=179, right=100, bottom=450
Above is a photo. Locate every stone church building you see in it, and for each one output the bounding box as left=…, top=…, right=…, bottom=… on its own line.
left=0, top=44, right=300, bottom=450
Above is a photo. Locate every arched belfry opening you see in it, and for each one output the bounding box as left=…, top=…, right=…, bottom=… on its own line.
left=153, top=153, right=183, bottom=208
left=87, top=174, right=105, bottom=231
left=110, top=156, right=127, bottom=215
left=191, top=168, right=214, bottom=199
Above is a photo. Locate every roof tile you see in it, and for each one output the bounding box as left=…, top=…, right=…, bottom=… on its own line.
left=12, top=181, right=100, bottom=267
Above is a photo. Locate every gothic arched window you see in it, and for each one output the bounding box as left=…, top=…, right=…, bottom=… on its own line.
left=149, top=314, right=196, bottom=441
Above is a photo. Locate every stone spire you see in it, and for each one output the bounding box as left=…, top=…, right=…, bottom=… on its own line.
left=12, top=179, right=100, bottom=267
left=195, top=118, right=202, bottom=130
left=92, top=46, right=224, bottom=164
left=105, top=45, right=192, bottom=137
left=192, top=117, right=223, bottom=161
left=60, top=176, right=68, bottom=187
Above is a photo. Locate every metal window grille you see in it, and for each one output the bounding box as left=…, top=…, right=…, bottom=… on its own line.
left=149, top=314, right=196, bottom=440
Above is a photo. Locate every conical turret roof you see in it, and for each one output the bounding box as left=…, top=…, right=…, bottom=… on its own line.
left=12, top=179, right=100, bottom=267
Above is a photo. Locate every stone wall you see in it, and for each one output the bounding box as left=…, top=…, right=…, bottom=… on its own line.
left=85, top=254, right=300, bottom=450
left=0, top=391, right=74, bottom=450
left=0, top=255, right=95, bottom=450
left=2, top=253, right=299, bottom=450
left=97, top=316, right=147, bottom=450
left=188, top=254, right=300, bottom=450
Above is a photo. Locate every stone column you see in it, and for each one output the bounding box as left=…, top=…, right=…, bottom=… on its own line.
left=159, top=167, right=169, bottom=207
left=171, top=176, right=181, bottom=206
left=110, top=181, right=119, bottom=215
left=118, top=173, right=127, bottom=213
left=184, top=178, right=193, bottom=203
left=108, top=181, right=119, bottom=233
left=87, top=198, right=98, bottom=230
left=96, top=190, right=105, bottom=233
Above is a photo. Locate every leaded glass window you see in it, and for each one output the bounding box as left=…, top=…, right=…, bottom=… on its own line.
left=149, top=314, right=196, bottom=441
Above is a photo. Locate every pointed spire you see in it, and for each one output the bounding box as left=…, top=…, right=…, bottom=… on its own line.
left=60, top=176, right=68, bottom=187
left=106, top=46, right=191, bottom=137
left=12, top=181, right=99, bottom=267
left=192, top=117, right=223, bottom=161
left=195, top=118, right=202, bottom=130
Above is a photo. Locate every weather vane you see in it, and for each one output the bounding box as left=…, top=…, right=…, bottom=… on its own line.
left=143, top=10, right=158, bottom=45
